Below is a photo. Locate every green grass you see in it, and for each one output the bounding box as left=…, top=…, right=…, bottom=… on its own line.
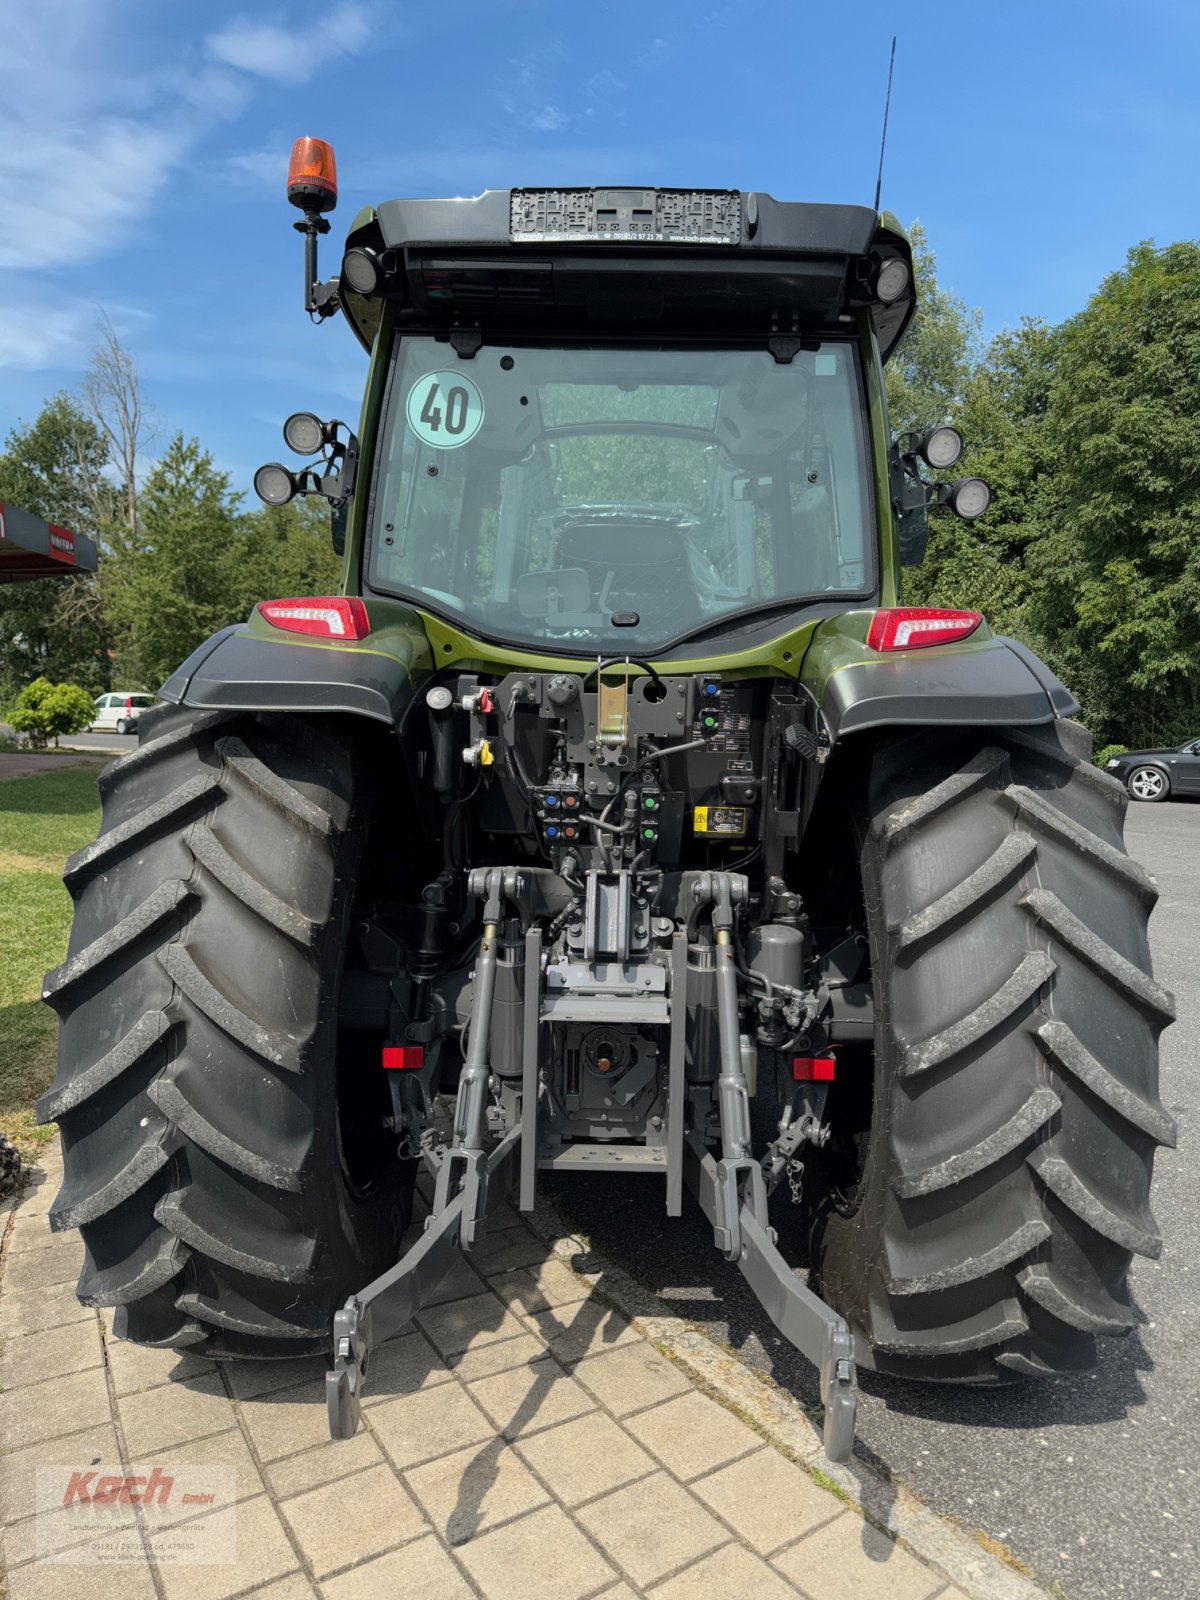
left=0, top=763, right=104, bottom=1157
left=0, top=763, right=107, bottom=862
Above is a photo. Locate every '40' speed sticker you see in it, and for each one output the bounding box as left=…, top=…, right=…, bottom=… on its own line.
left=406, top=371, right=484, bottom=449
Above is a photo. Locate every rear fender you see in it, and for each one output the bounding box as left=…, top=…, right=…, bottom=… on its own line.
left=800, top=613, right=1078, bottom=743
left=158, top=611, right=432, bottom=727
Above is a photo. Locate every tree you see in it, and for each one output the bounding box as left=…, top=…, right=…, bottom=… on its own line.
left=0, top=396, right=112, bottom=697
left=82, top=313, right=152, bottom=543
left=885, top=222, right=983, bottom=436
left=907, top=318, right=1059, bottom=641
left=1025, top=241, right=1200, bottom=745
left=239, top=496, right=342, bottom=605
left=105, top=434, right=249, bottom=688
left=84, top=318, right=155, bottom=659
left=7, top=678, right=96, bottom=748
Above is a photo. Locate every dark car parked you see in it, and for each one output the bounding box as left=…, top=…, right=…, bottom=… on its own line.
left=1106, top=739, right=1200, bottom=801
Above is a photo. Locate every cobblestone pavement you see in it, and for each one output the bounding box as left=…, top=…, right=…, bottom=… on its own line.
left=0, top=1139, right=1041, bottom=1600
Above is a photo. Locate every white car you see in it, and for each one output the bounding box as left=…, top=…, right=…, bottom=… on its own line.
left=91, top=692, right=156, bottom=734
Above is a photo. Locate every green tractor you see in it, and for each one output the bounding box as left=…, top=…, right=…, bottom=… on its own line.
left=39, top=140, right=1175, bottom=1462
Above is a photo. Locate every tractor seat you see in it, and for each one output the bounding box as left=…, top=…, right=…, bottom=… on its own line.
left=553, top=521, right=694, bottom=612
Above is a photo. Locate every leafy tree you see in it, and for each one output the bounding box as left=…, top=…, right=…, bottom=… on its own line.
left=239, top=497, right=342, bottom=605
left=1026, top=241, right=1200, bottom=744
left=886, top=222, right=982, bottom=436
left=907, top=318, right=1059, bottom=640
left=0, top=396, right=112, bottom=698
left=105, top=434, right=248, bottom=688
left=7, top=678, right=96, bottom=748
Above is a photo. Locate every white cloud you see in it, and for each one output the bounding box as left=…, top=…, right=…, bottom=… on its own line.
left=501, top=35, right=678, bottom=135
left=0, top=0, right=377, bottom=367
left=586, top=70, right=626, bottom=100
left=206, top=2, right=373, bottom=86
left=0, top=6, right=257, bottom=278
left=226, top=143, right=284, bottom=188
left=0, top=302, right=95, bottom=372
left=528, top=105, right=569, bottom=134
left=0, top=121, right=185, bottom=273
left=0, top=3, right=196, bottom=275
left=636, top=37, right=674, bottom=71
left=0, top=298, right=154, bottom=373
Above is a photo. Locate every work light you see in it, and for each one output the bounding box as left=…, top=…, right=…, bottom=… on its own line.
left=283, top=412, right=327, bottom=456
left=948, top=477, right=991, bottom=520
left=342, top=248, right=381, bottom=297
left=920, top=425, right=964, bottom=470
left=875, top=258, right=910, bottom=304
left=254, top=463, right=298, bottom=507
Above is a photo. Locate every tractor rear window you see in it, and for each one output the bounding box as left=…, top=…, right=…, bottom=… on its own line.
left=367, top=338, right=874, bottom=652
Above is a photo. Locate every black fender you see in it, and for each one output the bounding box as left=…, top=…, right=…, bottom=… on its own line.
left=814, top=633, right=1078, bottom=742
left=158, top=624, right=422, bottom=726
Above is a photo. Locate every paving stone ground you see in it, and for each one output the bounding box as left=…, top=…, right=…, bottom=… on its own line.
left=0, top=1140, right=1017, bottom=1600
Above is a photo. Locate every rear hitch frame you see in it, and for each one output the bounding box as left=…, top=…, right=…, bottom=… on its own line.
left=326, top=1124, right=522, bottom=1439
left=326, top=865, right=859, bottom=1463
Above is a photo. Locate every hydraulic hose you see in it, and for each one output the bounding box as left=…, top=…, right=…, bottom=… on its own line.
left=642, top=737, right=709, bottom=764
left=582, top=657, right=664, bottom=693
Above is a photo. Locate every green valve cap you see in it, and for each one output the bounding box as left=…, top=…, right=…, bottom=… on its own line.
left=702, top=715, right=717, bottom=730
left=642, top=827, right=657, bottom=841
left=643, top=795, right=657, bottom=810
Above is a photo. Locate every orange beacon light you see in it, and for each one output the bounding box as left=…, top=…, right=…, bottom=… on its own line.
left=287, top=137, right=338, bottom=214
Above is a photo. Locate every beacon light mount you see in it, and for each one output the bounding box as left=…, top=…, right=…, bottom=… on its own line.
left=287, top=136, right=341, bottom=319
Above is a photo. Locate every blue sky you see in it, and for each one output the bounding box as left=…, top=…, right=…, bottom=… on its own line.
left=2, top=0, right=1197, bottom=506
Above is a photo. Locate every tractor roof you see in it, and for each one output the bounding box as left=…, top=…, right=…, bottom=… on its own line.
left=340, top=189, right=914, bottom=358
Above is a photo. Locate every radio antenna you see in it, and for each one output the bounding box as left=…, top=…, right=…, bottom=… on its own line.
left=872, top=36, right=897, bottom=213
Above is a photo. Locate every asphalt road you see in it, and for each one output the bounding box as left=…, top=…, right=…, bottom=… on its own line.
left=57, top=731, right=138, bottom=755
left=548, top=800, right=1199, bottom=1600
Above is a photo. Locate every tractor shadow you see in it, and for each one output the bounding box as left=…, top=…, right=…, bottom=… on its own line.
left=552, top=1166, right=1158, bottom=1432
left=544, top=1165, right=1159, bottom=1562
left=161, top=1160, right=1155, bottom=1572
left=194, top=1174, right=635, bottom=1553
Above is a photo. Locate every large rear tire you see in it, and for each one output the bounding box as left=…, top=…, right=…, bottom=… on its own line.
left=811, top=721, right=1176, bottom=1380
left=39, top=705, right=411, bottom=1358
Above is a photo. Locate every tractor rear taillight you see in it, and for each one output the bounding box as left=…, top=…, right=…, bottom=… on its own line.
left=257, top=597, right=370, bottom=641
left=382, top=1046, right=424, bottom=1070
left=793, top=1057, right=836, bottom=1082
left=866, top=607, right=982, bottom=652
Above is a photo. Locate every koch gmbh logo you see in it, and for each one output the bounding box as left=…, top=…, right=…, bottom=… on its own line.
left=62, top=1466, right=182, bottom=1507
left=36, top=1463, right=235, bottom=1564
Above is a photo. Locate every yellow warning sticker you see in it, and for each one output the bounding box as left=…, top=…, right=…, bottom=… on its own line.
left=693, top=805, right=748, bottom=836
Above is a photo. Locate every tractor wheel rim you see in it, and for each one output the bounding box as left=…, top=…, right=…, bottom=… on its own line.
left=1132, top=769, right=1164, bottom=799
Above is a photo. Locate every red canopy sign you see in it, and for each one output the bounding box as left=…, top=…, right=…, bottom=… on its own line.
left=0, top=502, right=97, bottom=583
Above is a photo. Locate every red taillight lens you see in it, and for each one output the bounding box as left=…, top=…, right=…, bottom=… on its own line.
left=866, top=607, right=983, bottom=652
left=793, top=1056, right=836, bottom=1082
left=382, top=1046, right=424, bottom=1070
left=257, top=597, right=370, bottom=641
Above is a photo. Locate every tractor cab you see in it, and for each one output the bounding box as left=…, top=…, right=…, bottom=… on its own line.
left=256, top=154, right=990, bottom=645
